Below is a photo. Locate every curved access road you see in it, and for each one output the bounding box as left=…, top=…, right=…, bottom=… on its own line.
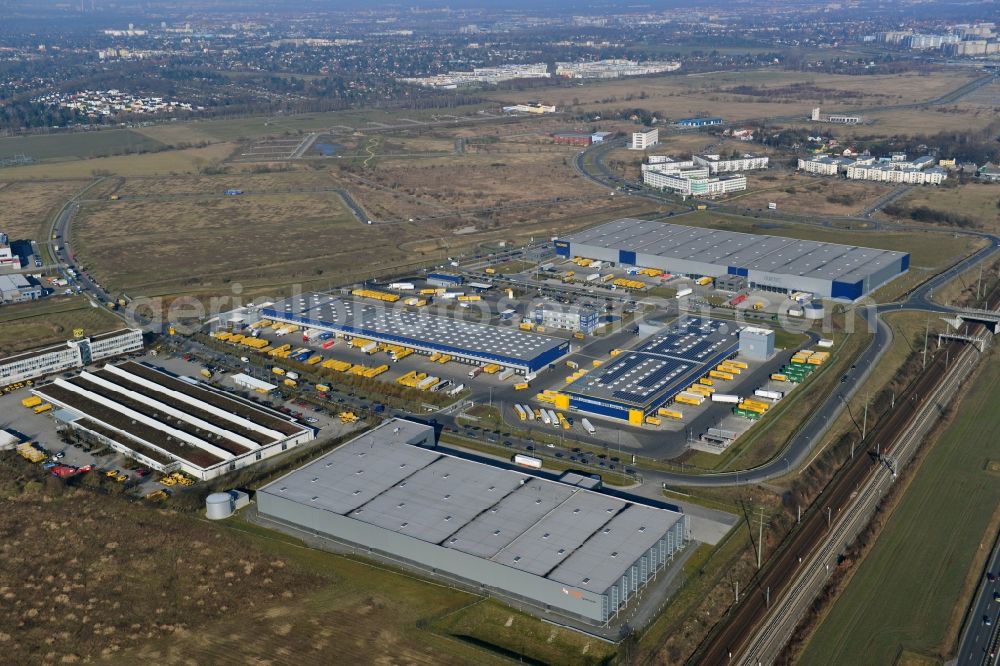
left=570, top=136, right=1000, bottom=487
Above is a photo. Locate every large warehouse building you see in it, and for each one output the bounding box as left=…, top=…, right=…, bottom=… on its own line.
left=554, top=219, right=909, bottom=301
left=257, top=419, right=689, bottom=625
left=562, top=317, right=739, bottom=422
left=33, top=361, right=314, bottom=480
left=261, top=293, right=568, bottom=373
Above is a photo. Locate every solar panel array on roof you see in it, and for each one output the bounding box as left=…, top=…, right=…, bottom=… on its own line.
left=566, top=317, right=739, bottom=409
left=561, top=218, right=907, bottom=283
left=261, top=292, right=565, bottom=365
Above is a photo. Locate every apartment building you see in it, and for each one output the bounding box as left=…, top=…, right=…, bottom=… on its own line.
left=693, top=153, right=769, bottom=174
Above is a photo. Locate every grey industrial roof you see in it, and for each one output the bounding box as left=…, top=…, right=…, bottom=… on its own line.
left=562, top=219, right=907, bottom=284
left=566, top=317, right=738, bottom=408
left=258, top=419, right=683, bottom=594
left=262, top=292, right=564, bottom=363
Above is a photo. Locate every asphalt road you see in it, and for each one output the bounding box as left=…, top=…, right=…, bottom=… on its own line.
left=571, top=128, right=1000, bottom=487
left=957, top=532, right=1000, bottom=665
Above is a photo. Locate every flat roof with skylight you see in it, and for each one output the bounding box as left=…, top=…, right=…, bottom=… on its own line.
left=256, top=419, right=688, bottom=624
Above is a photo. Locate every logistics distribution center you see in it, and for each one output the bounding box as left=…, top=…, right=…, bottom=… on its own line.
left=32, top=361, right=314, bottom=480
left=555, top=219, right=909, bottom=300
left=562, top=317, right=739, bottom=422
left=261, top=293, right=568, bottom=374
left=257, top=419, right=689, bottom=625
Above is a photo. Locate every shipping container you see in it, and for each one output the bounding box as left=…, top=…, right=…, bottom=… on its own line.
left=513, top=454, right=542, bottom=469
left=645, top=416, right=662, bottom=426
left=389, top=282, right=415, bottom=290
left=676, top=391, right=705, bottom=405
left=711, top=393, right=740, bottom=404
left=286, top=371, right=299, bottom=381
left=514, top=404, right=527, bottom=420
left=448, top=383, right=465, bottom=396
left=755, top=389, right=784, bottom=401
left=32, top=403, right=53, bottom=414
left=676, top=287, right=693, bottom=298
left=658, top=407, right=683, bottom=419
left=361, top=341, right=378, bottom=354
left=321, top=340, right=336, bottom=350
left=770, top=373, right=788, bottom=382
left=21, top=396, right=43, bottom=408
left=498, top=368, right=515, bottom=381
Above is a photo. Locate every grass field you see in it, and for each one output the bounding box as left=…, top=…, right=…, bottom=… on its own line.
left=481, top=69, right=979, bottom=122
left=880, top=182, right=1000, bottom=233
left=0, top=180, right=87, bottom=242
left=431, top=600, right=617, bottom=665
left=71, top=160, right=656, bottom=297
left=73, top=192, right=376, bottom=294
left=0, top=454, right=610, bottom=666
left=726, top=173, right=894, bottom=217
left=0, top=142, right=236, bottom=181
left=0, top=296, right=122, bottom=356
left=0, top=130, right=164, bottom=162
left=800, top=350, right=1000, bottom=665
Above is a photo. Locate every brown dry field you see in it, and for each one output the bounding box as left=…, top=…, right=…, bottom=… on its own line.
left=878, top=181, right=1000, bottom=232
left=114, top=169, right=335, bottom=198
left=0, top=180, right=87, bottom=241
left=73, top=171, right=656, bottom=295
left=0, top=467, right=572, bottom=666
left=73, top=192, right=401, bottom=294
left=483, top=69, right=979, bottom=120
left=0, top=482, right=322, bottom=665
left=0, top=296, right=122, bottom=356
left=0, top=143, right=237, bottom=181
left=727, top=172, right=894, bottom=216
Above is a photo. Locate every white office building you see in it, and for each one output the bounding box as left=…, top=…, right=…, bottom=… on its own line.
left=693, top=153, right=769, bottom=174
left=630, top=128, right=659, bottom=150
left=0, top=329, right=143, bottom=385
left=532, top=303, right=600, bottom=334
left=642, top=161, right=746, bottom=197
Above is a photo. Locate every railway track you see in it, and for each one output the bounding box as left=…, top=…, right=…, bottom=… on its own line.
left=737, top=340, right=982, bottom=664
left=689, top=289, right=999, bottom=665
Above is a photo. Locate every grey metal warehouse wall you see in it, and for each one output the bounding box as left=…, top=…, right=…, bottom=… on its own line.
left=605, top=519, right=687, bottom=620
left=257, top=492, right=611, bottom=623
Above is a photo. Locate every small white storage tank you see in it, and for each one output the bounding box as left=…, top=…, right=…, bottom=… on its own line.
left=206, top=492, right=235, bottom=520
left=803, top=302, right=825, bottom=320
